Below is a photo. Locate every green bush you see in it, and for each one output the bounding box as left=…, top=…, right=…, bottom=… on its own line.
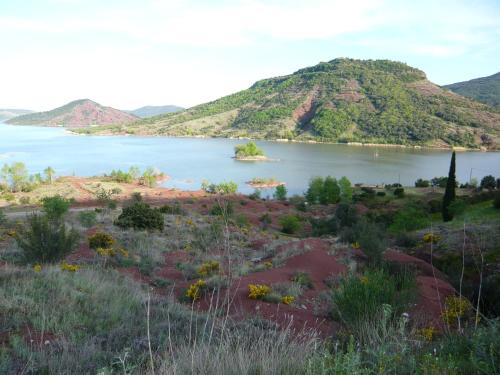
left=0, top=209, right=5, bottom=225
left=78, top=210, right=97, bottom=228
left=393, top=187, right=405, bottom=197
left=114, top=202, right=164, bottom=231
left=41, top=195, right=71, bottom=222
left=234, top=141, right=264, bottom=158
left=274, top=184, right=287, bottom=201
left=292, top=271, right=313, bottom=289
left=389, top=203, right=429, bottom=233
left=353, top=219, right=386, bottom=265
left=279, top=215, right=302, bottom=234
left=332, top=268, right=415, bottom=334
left=494, top=191, right=500, bottom=209
left=202, top=180, right=238, bottom=194
left=414, top=178, right=430, bottom=187
left=159, top=203, right=186, bottom=215
left=210, top=201, right=234, bottom=216
left=16, top=214, right=79, bottom=263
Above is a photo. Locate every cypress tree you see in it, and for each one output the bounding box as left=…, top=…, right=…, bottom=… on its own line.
left=442, top=151, right=456, bottom=222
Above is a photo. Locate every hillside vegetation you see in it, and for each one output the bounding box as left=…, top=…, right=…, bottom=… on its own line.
left=7, top=99, right=137, bottom=127
left=444, top=72, right=500, bottom=108
left=75, top=59, right=500, bottom=149
left=0, top=109, right=33, bottom=121
left=126, top=105, right=184, bottom=118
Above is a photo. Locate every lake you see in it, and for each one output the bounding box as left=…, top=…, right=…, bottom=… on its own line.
left=1, top=123, right=499, bottom=196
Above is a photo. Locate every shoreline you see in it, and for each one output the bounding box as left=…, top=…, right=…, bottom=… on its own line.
left=63, top=129, right=496, bottom=152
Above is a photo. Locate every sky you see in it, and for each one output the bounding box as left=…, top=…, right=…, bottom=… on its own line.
left=0, top=0, right=499, bottom=111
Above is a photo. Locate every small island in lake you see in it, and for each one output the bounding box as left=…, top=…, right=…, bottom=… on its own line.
left=246, top=177, right=284, bottom=189
left=234, top=141, right=269, bottom=161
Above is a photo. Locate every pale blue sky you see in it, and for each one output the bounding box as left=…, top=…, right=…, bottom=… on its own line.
left=0, top=0, right=499, bottom=110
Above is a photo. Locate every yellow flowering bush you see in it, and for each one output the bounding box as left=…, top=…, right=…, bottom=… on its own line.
left=96, top=247, right=116, bottom=257
left=33, top=264, right=42, bottom=272
left=60, top=262, right=80, bottom=272
left=264, top=261, right=273, bottom=269
left=6, top=230, right=17, bottom=237
left=360, top=276, right=369, bottom=285
left=423, top=233, right=441, bottom=243
left=281, top=295, right=295, bottom=305
left=197, top=260, right=220, bottom=277
left=417, top=326, right=438, bottom=341
left=248, top=284, right=271, bottom=299
left=88, top=232, right=115, bottom=250
left=442, top=295, right=472, bottom=325
left=186, top=279, right=206, bottom=300
left=351, top=242, right=360, bottom=249
left=119, top=248, right=129, bottom=258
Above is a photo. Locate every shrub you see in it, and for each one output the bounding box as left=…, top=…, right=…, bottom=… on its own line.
left=88, top=232, right=115, bottom=249
left=339, top=176, right=353, bottom=202
left=376, top=191, right=386, bottom=197
left=393, top=187, right=405, bottom=197
left=259, top=213, right=272, bottom=229
left=427, top=198, right=442, bottom=213
left=279, top=215, right=302, bottom=234
left=306, top=177, right=324, bottom=204
left=334, top=202, right=358, bottom=228
left=0, top=209, right=5, bottom=225
left=41, top=195, right=71, bottom=221
left=353, top=219, right=386, bottom=265
left=389, top=203, right=429, bottom=233
left=159, top=203, right=186, bottom=215
left=210, top=201, right=234, bottom=216
left=16, top=214, right=79, bottom=263
left=248, top=189, right=261, bottom=200
left=114, top=202, right=164, bottom=231
left=332, top=268, right=415, bottom=333
left=415, top=178, right=430, bottom=187
left=234, top=141, right=264, bottom=158
left=78, top=211, right=97, bottom=228
left=449, top=199, right=467, bottom=216
left=480, top=175, right=496, bottom=190
left=197, top=260, right=220, bottom=277
left=186, top=279, right=206, bottom=300
left=494, top=191, right=500, bottom=209
left=248, top=284, right=271, bottom=299
left=274, top=184, right=287, bottom=201
left=292, top=271, right=313, bottom=289
left=202, top=180, right=238, bottom=194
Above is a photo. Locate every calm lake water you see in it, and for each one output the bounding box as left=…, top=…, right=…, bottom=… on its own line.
left=1, top=123, right=499, bottom=196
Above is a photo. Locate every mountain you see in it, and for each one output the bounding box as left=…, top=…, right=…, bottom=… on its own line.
left=74, top=59, right=500, bottom=149
left=0, top=109, right=34, bottom=121
left=443, top=72, right=500, bottom=108
left=126, top=105, right=183, bottom=118
left=6, top=99, right=138, bottom=127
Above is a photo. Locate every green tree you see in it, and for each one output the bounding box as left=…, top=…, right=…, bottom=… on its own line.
left=442, top=152, right=456, bottom=222
left=480, top=175, right=496, bottom=190
left=1, top=162, right=29, bottom=192
left=44, top=166, right=55, bottom=184
left=339, top=176, right=353, bottom=202
left=41, top=195, right=71, bottom=222
left=274, top=184, right=287, bottom=201
left=142, top=167, right=158, bottom=188
left=320, top=176, right=340, bottom=204
left=306, top=177, right=324, bottom=204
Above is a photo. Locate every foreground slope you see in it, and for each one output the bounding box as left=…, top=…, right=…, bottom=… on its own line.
left=7, top=99, right=137, bottom=127
left=78, top=59, right=500, bottom=149
left=444, top=72, right=500, bottom=108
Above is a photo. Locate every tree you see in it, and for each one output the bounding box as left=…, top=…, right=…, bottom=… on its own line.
left=320, top=176, right=340, bottom=204
left=41, top=195, right=71, bottom=222
left=306, top=177, right=324, bottom=204
left=339, top=176, right=353, bottom=202
left=442, top=152, right=456, bottom=222
left=44, top=166, right=55, bottom=184
left=480, top=175, right=496, bottom=190
left=274, top=184, right=287, bottom=201
left=1, top=162, right=29, bottom=192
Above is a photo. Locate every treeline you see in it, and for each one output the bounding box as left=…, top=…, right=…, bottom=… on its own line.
left=0, top=162, right=56, bottom=193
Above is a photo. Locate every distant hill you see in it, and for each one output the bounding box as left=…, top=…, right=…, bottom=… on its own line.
left=7, top=99, right=138, bottom=127
left=126, top=105, right=183, bottom=118
left=0, top=109, right=34, bottom=121
left=443, top=72, right=500, bottom=108
left=73, top=59, right=500, bottom=149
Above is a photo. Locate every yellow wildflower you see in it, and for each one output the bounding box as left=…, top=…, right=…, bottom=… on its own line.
left=360, top=276, right=369, bottom=285
left=423, top=233, right=441, bottom=243
left=264, top=261, right=273, bottom=269
left=248, top=284, right=271, bottom=299
left=186, top=279, right=206, bottom=300
left=119, top=248, right=129, bottom=258
left=33, top=264, right=42, bottom=272
left=281, top=295, right=295, bottom=305
left=60, top=262, right=80, bottom=272
left=418, top=326, right=437, bottom=341
left=351, top=242, right=360, bottom=249
left=442, top=296, right=472, bottom=325
left=197, top=260, right=220, bottom=277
